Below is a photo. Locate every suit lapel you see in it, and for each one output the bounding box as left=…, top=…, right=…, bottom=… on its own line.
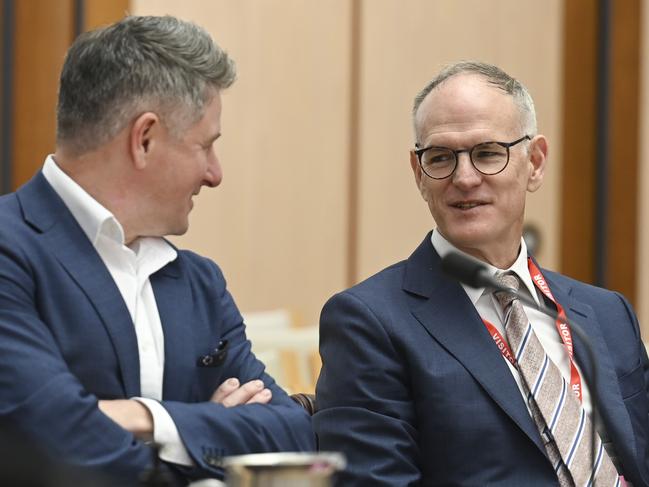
left=17, top=173, right=140, bottom=397
left=544, top=273, right=640, bottom=480
left=404, top=235, right=546, bottom=454
left=151, top=256, right=195, bottom=401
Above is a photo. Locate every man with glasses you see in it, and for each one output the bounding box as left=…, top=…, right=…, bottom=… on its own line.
left=314, top=61, right=649, bottom=486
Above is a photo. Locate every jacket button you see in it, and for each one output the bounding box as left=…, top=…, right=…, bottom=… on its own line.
left=202, top=452, right=223, bottom=467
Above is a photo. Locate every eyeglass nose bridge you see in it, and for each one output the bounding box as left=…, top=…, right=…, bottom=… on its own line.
left=450, top=147, right=480, bottom=177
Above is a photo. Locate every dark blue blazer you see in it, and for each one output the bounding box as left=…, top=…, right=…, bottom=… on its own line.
left=0, top=173, right=315, bottom=485
left=314, top=233, right=649, bottom=486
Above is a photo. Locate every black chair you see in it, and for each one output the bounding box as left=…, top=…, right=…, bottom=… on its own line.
left=290, top=393, right=316, bottom=416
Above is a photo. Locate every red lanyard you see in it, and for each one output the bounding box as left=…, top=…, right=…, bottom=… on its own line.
left=482, top=258, right=583, bottom=402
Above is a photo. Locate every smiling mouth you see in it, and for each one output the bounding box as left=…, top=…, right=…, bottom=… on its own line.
left=452, top=201, right=486, bottom=210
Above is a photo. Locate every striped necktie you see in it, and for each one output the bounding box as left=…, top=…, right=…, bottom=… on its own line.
left=494, top=272, right=619, bottom=487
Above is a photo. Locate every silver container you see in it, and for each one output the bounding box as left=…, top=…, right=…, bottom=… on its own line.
left=223, top=452, right=345, bottom=487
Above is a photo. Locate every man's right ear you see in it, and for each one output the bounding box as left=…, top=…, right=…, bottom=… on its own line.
left=130, top=112, right=159, bottom=170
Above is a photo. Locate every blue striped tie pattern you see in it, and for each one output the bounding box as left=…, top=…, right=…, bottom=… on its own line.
left=494, top=272, right=619, bottom=487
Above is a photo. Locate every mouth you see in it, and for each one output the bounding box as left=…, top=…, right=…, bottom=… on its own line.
left=450, top=201, right=487, bottom=210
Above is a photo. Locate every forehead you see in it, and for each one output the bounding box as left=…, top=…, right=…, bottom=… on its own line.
left=415, top=74, right=520, bottom=145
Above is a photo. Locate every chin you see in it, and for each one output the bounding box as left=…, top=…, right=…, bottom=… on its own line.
left=169, top=225, right=190, bottom=237
left=442, top=221, right=492, bottom=243
left=160, top=219, right=190, bottom=237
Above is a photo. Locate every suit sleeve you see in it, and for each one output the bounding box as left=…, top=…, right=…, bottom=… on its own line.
left=616, top=292, right=649, bottom=402
left=613, top=292, right=649, bottom=475
left=159, top=259, right=316, bottom=477
left=313, top=291, right=421, bottom=486
left=0, top=242, right=176, bottom=485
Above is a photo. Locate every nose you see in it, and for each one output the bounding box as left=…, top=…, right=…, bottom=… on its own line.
left=451, top=151, right=481, bottom=189
left=204, top=154, right=223, bottom=188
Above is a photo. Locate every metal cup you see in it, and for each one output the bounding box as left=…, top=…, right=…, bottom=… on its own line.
left=223, top=452, right=345, bottom=487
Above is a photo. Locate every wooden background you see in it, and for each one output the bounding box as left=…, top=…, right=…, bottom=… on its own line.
left=4, top=0, right=648, bottom=341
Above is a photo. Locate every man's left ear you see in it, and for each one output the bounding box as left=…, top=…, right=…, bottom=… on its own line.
left=130, top=112, right=159, bottom=170
left=527, top=134, right=548, bottom=193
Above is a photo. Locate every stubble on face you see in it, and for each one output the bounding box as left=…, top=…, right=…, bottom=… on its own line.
left=137, top=92, right=223, bottom=240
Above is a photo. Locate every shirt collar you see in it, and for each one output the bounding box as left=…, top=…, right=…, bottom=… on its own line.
left=42, top=155, right=124, bottom=246
left=42, top=156, right=177, bottom=267
left=431, top=229, right=539, bottom=305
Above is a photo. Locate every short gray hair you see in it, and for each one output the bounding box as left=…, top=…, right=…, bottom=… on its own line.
left=412, top=61, right=537, bottom=139
left=57, top=15, right=236, bottom=155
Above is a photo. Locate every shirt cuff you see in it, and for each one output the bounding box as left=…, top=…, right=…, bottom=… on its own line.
left=133, top=397, right=194, bottom=466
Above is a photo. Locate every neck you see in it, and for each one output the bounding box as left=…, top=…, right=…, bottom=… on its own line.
left=54, top=144, right=139, bottom=244
left=462, top=244, right=520, bottom=269
left=439, top=231, right=522, bottom=269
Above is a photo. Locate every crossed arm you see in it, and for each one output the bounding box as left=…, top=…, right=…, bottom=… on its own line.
left=99, top=377, right=274, bottom=440
left=0, top=242, right=315, bottom=485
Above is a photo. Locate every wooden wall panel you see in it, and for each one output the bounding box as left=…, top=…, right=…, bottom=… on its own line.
left=561, top=0, right=642, bottom=312
left=5, top=0, right=647, bottom=377
left=12, top=0, right=74, bottom=189
left=607, top=0, right=640, bottom=304
left=10, top=0, right=129, bottom=190
left=560, top=0, right=598, bottom=285
left=84, top=0, right=129, bottom=30
left=355, top=0, right=564, bottom=282
left=130, top=0, right=565, bottom=324
left=0, top=1, right=6, bottom=193
left=637, top=0, right=649, bottom=335
left=561, top=0, right=640, bottom=308
left=132, top=0, right=353, bottom=326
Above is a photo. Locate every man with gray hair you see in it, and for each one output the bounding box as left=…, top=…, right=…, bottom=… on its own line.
left=0, top=15, right=314, bottom=485
left=314, top=61, right=649, bottom=485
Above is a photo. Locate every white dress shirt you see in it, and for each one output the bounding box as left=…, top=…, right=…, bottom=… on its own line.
left=431, top=229, right=595, bottom=416
left=42, top=155, right=193, bottom=466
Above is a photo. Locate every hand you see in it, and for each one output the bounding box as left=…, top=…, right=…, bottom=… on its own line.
left=98, top=399, right=154, bottom=440
left=210, top=378, right=272, bottom=407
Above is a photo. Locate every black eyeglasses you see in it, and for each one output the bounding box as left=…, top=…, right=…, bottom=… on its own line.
left=413, top=135, right=531, bottom=180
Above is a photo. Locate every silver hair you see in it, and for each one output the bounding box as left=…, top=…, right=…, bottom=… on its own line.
left=56, top=15, right=236, bottom=155
left=412, top=60, right=537, bottom=141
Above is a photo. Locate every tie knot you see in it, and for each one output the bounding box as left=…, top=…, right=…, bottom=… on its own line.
left=493, top=272, right=520, bottom=309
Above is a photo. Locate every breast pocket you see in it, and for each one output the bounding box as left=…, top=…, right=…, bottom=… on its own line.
left=192, top=340, right=229, bottom=400
left=618, top=363, right=645, bottom=399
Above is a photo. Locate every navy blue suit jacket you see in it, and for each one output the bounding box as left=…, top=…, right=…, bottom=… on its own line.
left=314, top=233, right=649, bottom=486
left=0, top=173, right=315, bottom=485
